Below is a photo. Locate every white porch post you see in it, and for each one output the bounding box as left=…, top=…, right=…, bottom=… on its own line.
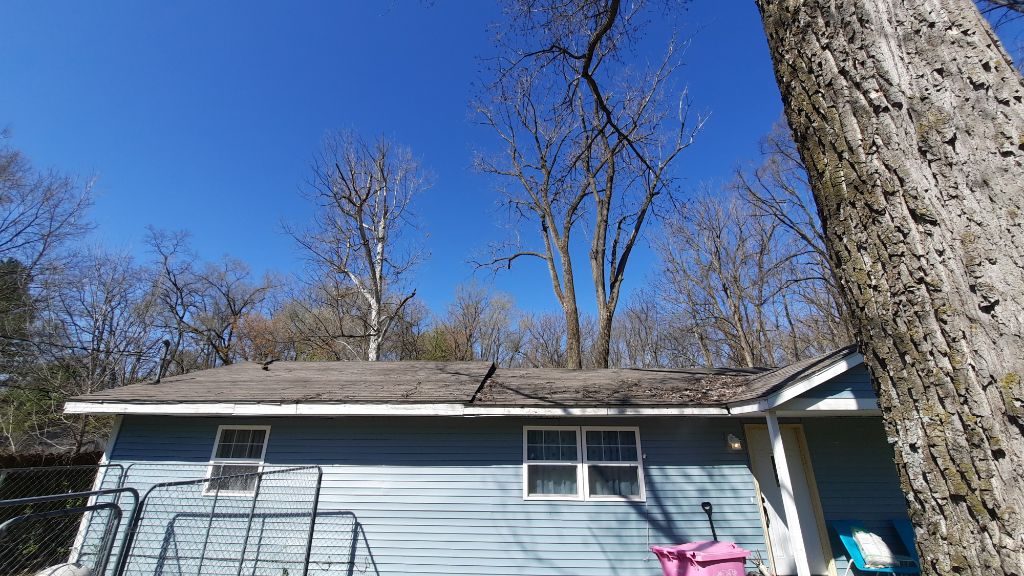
left=766, top=410, right=812, bottom=576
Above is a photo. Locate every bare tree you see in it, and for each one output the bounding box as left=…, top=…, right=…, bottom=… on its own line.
left=290, top=132, right=428, bottom=361
left=733, top=123, right=853, bottom=354
left=658, top=193, right=785, bottom=367
left=147, top=229, right=274, bottom=371
left=276, top=281, right=372, bottom=361
left=0, top=135, right=92, bottom=375
left=147, top=228, right=203, bottom=375
left=381, top=298, right=431, bottom=361
left=43, top=250, right=159, bottom=453
left=519, top=312, right=568, bottom=368
left=0, top=135, right=96, bottom=456
left=270, top=278, right=432, bottom=362
left=235, top=311, right=285, bottom=363
left=757, top=0, right=1024, bottom=570
left=436, top=283, right=523, bottom=365
left=190, top=258, right=275, bottom=366
left=655, top=184, right=847, bottom=369
left=477, top=0, right=699, bottom=368
left=1, top=250, right=161, bottom=455
left=0, top=134, right=92, bottom=276
left=610, top=290, right=670, bottom=369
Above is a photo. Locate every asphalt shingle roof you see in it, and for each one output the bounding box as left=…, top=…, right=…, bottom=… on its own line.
left=77, top=361, right=493, bottom=404
left=733, top=345, right=859, bottom=402
left=71, top=346, right=859, bottom=408
left=472, top=366, right=764, bottom=406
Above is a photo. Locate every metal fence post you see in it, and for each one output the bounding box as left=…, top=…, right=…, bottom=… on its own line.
left=112, top=484, right=150, bottom=576
left=235, top=472, right=264, bottom=576
left=195, top=483, right=221, bottom=576
left=301, top=466, right=323, bottom=576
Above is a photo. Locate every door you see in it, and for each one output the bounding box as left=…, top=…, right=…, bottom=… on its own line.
left=746, top=425, right=832, bottom=576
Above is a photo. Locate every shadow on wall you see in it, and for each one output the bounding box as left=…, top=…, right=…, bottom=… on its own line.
left=124, top=510, right=379, bottom=576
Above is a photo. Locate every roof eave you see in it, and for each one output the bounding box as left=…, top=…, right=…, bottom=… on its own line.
left=726, top=350, right=865, bottom=415
left=64, top=400, right=730, bottom=417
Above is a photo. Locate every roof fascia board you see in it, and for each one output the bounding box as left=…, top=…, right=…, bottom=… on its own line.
left=463, top=406, right=728, bottom=416
left=64, top=402, right=467, bottom=417
left=728, top=351, right=865, bottom=414
left=65, top=401, right=728, bottom=417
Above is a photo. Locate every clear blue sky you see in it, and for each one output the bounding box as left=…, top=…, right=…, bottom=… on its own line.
left=0, top=1, right=810, bottom=315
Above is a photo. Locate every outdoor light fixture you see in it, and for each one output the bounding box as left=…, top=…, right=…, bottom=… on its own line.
left=726, top=433, right=744, bottom=451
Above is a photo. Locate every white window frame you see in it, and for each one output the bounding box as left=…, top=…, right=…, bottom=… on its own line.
left=522, top=426, right=583, bottom=501
left=581, top=426, right=646, bottom=502
left=522, top=425, right=645, bottom=502
left=204, top=424, right=271, bottom=497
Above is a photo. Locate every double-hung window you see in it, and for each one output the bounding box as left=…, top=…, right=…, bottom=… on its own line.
left=205, top=425, right=270, bottom=495
left=523, top=426, right=644, bottom=501
left=524, top=427, right=582, bottom=499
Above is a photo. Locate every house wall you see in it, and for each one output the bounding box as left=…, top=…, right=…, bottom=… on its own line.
left=798, top=416, right=912, bottom=573
left=90, top=385, right=912, bottom=576
left=795, top=364, right=876, bottom=402
left=103, top=415, right=768, bottom=576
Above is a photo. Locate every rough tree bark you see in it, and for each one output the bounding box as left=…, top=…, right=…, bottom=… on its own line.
left=756, top=0, right=1024, bottom=572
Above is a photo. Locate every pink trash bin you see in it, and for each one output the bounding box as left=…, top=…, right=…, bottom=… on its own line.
left=650, top=541, right=750, bottom=576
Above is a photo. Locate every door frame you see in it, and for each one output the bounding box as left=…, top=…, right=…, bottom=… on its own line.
left=745, top=423, right=837, bottom=576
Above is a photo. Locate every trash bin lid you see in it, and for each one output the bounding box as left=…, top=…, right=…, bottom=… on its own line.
left=668, top=541, right=750, bottom=561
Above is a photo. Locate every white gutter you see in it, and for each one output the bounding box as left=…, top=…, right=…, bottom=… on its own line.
left=64, top=401, right=730, bottom=417
left=63, top=401, right=468, bottom=417
left=463, top=406, right=728, bottom=416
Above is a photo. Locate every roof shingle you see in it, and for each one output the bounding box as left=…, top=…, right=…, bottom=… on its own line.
left=77, top=361, right=493, bottom=404
left=71, top=346, right=859, bottom=408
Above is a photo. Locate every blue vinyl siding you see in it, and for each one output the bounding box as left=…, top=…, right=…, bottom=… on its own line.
left=800, top=417, right=912, bottom=574
left=795, top=364, right=875, bottom=401
left=97, top=409, right=911, bottom=575
left=107, top=416, right=768, bottom=576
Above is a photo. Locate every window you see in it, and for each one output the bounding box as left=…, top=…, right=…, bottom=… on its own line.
left=205, top=425, right=270, bottom=495
left=523, top=426, right=644, bottom=501
left=524, top=427, right=581, bottom=499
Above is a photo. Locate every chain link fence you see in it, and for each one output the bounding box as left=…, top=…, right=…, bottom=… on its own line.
left=0, top=464, right=324, bottom=576
left=117, top=465, right=322, bottom=576
left=0, top=465, right=135, bottom=576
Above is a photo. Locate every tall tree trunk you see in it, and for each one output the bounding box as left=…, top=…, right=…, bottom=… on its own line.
left=367, top=302, right=381, bottom=361
left=559, top=246, right=584, bottom=370
left=757, top=0, right=1024, bottom=572
left=73, top=415, right=88, bottom=457
left=594, top=307, right=614, bottom=369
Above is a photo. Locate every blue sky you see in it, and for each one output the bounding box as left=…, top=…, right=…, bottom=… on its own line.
left=1, top=1, right=809, bottom=315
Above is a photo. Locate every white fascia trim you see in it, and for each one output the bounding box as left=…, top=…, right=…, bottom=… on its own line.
left=64, top=401, right=729, bottom=417
left=728, top=351, right=865, bottom=415
left=465, top=406, right=727, bottom=416
left=64, top=401, right=468, bottom=417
